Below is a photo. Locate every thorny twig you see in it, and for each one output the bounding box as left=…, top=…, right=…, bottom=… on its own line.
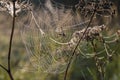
left=0, top=0, right=16, bottom=80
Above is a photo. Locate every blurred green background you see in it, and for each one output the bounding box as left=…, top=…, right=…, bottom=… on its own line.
left=0, top=0, right=120, bottom=80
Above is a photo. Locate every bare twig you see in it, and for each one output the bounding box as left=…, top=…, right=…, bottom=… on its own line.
left=63, top=7, right=96, bottom=80
left=0, top=64, right=8, bottom=71
left=0, top=0, right=16, bottom=80
left=7, top=0, right=16, bottom=80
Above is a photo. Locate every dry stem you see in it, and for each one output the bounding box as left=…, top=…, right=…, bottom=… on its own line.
left=0, top=0, right=16, bottom=80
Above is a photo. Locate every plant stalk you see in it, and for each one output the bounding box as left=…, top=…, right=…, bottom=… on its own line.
left=0, top=0, right=16, bottom=80
left=7, top=0, right=16, bottom=80
left=91, top=41, right=104, bottom=80
left=64, top=9, right=96, bottom=80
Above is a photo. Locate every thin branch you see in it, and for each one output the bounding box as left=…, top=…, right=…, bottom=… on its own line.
left=0, top=64, right=8, bottom=71
left=64, top=9, right=96, bottom=80
left=0, top=0, right=15, bottom=80
left=7, top=0, right=16, bottom=80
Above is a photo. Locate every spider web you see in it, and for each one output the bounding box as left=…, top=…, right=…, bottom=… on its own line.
left=19, top=0, right=93, bottom=74
left=19, top=0, right=114, bottom=74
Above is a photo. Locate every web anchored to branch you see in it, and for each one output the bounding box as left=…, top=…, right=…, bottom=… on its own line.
left=19, top=0, right=119, bottom=75
left=0, top=0, right=119, bottom=80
